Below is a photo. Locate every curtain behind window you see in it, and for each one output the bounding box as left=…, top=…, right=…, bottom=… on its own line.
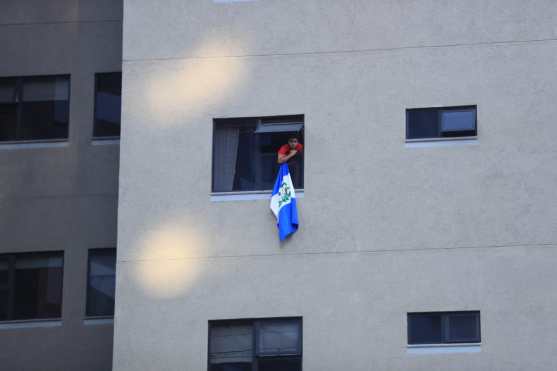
left=213, top=127, right=240, bottom=192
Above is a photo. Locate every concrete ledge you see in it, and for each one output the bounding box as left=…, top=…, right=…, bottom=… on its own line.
left=92, top=138, right=120, bottom=146
left=407, top=343, right=481, bottom=355
left=211, top=190, right=304, bottom=202
left=0, top=141, right=69, bottom=150
left=405, top=138, right=479, bottom=149
left=83, top=317, right=114, bottom=326
left=0, top=319, right=62, bottom=330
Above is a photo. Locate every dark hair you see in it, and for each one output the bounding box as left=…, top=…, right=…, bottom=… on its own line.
left=288, top=134, right=299, bottom=141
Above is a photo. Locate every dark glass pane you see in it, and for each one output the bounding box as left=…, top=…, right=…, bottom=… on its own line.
left=13, top=253, right=63, bottom=320
left=210, top=323, right=253, bottom=365
left=234, top=127, right=257, bottom=191
left=86, top=249, right=116, bottom=317
left=0, top=257, right=8, bottom=287
left=94, top=72, right=121, bottom=137
left=212, top=116, right=304, bottom=192
left=0, top=257, right=8, bottom=321
left=0, top=289, right=8, bottom=320
left=440, top=108, right=476, bottom=137
left=447, top=312, right=480, bottom=343
left=257, top=319, right=301, bottom=356
left=406, top=108, right=439, bottom=139
left=408, top=313, right=442, bottom=344
left=258, top=357, right=302, bottom=371
left=20, top=76, right=69, bottom=140
left=20, top=101, right=69, bottom=140
left=0, top=104, right=18, bottom=141
left=0, top=78, right=18, bottom=141
left=210, top=363, right=252, bottom=371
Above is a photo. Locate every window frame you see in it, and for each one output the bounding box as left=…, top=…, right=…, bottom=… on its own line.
left=208, top=317, right=303, bottom=371
left=407, top=311, right=481, bottom=345
left=211, top=115, right=305, bottom=195
left=0, top=74, right=71, bottom=144
left=0, top=251, right=65, bottom=322
left=85, top=247, right=116, bottom=319
left=92, top=72, right=122, bottom=140
left=405, top=105, right=477, bottom=142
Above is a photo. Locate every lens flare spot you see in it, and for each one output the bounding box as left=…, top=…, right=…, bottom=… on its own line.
left=146, top=39, right=249, bottom=124
left=134, top=223, right=205, bottom=299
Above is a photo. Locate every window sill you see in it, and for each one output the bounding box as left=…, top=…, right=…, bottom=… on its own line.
left=83, top=316, right=114, bottom=326
left=405, top=137, right=478, bottom=148
left=92, top=137, right=120, bottom=145
left=0, top=139, right=69, bottom=150
left=0, top=319, right=62, bottom=330
left=211, top=189, right=305, bottom=202
left=407, top=343, right=481, bottom=355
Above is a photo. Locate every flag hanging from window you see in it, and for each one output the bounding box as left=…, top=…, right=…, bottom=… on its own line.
left=270, top=164, right=299, bottom=241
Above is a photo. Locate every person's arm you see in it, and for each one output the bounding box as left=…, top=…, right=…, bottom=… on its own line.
left=277, top=149, right=298, bottom=164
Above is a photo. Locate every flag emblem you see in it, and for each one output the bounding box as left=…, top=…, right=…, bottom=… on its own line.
left=270, top=164, right=299, bottom=241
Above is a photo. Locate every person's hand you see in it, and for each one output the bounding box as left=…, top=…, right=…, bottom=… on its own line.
left=289, top=149, right=298, bottom=156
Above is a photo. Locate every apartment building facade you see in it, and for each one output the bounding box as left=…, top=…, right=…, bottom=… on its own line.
left=114, top=1, right=557, bottom=370
left=113, top=1, right=557, bottom=370
left=0, top=1, right=122, bottom=370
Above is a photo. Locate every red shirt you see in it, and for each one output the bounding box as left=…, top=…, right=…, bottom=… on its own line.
left=278, top=143, right=303, bottom=155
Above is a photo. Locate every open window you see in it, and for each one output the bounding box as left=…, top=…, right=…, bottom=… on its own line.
left=212, top=115, right=304, bottom=193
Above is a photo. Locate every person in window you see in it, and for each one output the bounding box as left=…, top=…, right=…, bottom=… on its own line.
left=277, top=135, right=303, bottom=188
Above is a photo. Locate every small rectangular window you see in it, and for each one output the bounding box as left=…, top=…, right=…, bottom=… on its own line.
left=209, top=317, right=302, bottom=371
left=0, top=75, right=70, bottom=142
left=93, top=72, right=122, bottom=138
left=0, top=251, right=64, bottom=321
left=408, top=311, right=481, bottom=345
left=86, top=248, right=116, bottom=317
left=406, top=106, right=477, bottom=140
left=212, top=115, right=304, bottom=193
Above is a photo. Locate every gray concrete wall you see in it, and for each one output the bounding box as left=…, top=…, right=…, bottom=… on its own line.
left=0, top=1, right=122, bottom=370
left=115, top=1, right=557, bottom=370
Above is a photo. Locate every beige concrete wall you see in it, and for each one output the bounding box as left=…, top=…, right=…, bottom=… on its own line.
left=115, top=1, right=557, bottom=370
left=0, top=1, right=122, bottom=370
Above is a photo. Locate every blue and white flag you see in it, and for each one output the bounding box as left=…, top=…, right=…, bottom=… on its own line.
left=270, top=164, right=299, bottom=240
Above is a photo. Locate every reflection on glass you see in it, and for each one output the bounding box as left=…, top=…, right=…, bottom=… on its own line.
left=87, top=249, right=116, bottom=317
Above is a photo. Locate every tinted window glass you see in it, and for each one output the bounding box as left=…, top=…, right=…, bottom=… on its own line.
left=257, top=319, right=301, bottom=356
left=258, top=358, right=302, bottom=371
left=210, top=364, right=251, bottom=371
left=13, top=253, right=63, bottom=320
left=408, top=313, right=442, bottom=344
left=213, top=116, right=304, bottom=192
left=0, top=78, right=18, bottom=141
left=0, top=257, right=8, bottom=286
left=0, top=290, right=8, bottom=320
left=86, top=248, right=116, bottom=317
left=209, top=318, right=302, bottom=371
left=0, top=258, right=9, bottom=321
left=94, top=72, right=122, bottom=138
left=408, top=311, right=480, bottom=345
left=406, top=109, right=438, bottom=139
left=440, top=110, right=476, bottom=132
left=447, top=312, right=480, bottom=342
left=0, top=75, right=70, bottom=142
left=407, top=106, right=476, bottom=140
